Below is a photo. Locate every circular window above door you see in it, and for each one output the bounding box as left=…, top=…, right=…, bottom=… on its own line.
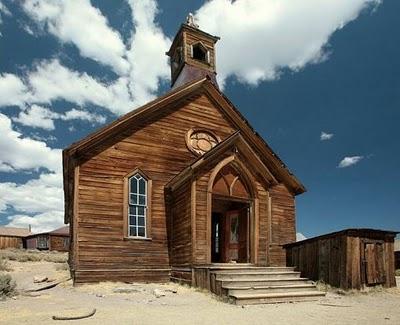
left=186, top=129, right=220, bottom=156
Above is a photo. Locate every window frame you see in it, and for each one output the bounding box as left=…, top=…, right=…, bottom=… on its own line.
left=123, top=169, right=152, bottom=240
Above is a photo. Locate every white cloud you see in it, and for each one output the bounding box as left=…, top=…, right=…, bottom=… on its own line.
left=7, top=211, right=64, bottom=233
left=0, top=113, right=61, bottom=172
left=0, top=1, right=11, bottom=32
left=13, top=104, right=106, bottom=130
left=338, top=156, right=364, bottom=168
left=320, top=131, right=334, bottom=141
left=0, top=73, right=29, bottom=107
left=126, top=0, right=171, bottom=106
left=296, top=232, right=307, bottom=241
left=23, top=0, right=129, bottom=74
left=195, top=0, right=381, bottom=87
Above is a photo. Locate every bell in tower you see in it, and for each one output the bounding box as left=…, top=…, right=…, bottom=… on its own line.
left=166, top=13, right=220, bottom=89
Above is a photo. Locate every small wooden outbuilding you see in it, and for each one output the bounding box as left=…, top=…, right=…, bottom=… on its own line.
left=25, top=226, right=70, bottom=252
left=284, top=228, right=398, bottom=290
left=0, top=227, right=32, bottom=249
left=395, top=239, right=400, bottom=270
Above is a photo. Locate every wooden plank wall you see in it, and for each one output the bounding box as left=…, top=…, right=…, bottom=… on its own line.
left=256, top=182, right=270, bottom=266
left=74, top=94, right=235, bottom=283
left=49, top=235, right=69, bottom=252
left=169, top=180, right=192, bottom=266
left=0, top=236, right=23, bottom=249
left=269, top=184, right=296, bottom=266
left=285, top=232, right=397, bottom=289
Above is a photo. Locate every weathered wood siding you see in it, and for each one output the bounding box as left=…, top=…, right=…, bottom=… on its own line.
left=169, top=180, right=192, bottom=266
left=49, top=235, right=69, bottom=252
left=269, top=184, right=296, bottom=266
left=0, top=236, right=23, bottom=249
left=285, top=229, right=397, bottom=289
left=74, top=94, right=235, bottom=283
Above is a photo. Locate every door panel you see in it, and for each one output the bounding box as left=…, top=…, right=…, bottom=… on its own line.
left=365, top=242, right=385, bottom=285
left=224, top=209, right=248, bottom=263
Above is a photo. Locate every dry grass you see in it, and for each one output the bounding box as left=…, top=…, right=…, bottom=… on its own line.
left=0, top=258, right=11, bottom=272
left=55, top=262, right=70, bottom=271
left=0, top=248, right=67, bottom=263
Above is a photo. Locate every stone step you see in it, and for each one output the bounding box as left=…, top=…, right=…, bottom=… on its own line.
left=224, top=283, right=318, bottom=295
left=211, top=267, right=295, bottom=273
left=216, top=271, right=301, bottom=281
left=219, top=278, right=312, bottom=287
left=231, top=291, right=326, bottom=305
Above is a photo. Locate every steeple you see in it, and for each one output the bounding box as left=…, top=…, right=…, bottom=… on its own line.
left=166, top=14, right=220, bottom=89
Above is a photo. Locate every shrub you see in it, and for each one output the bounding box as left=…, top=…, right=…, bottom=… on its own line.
left=396, top=269, right=400, bottom=277
left=0, top=248, right=67, bottom=263
left=0, top=274, right=16, bottom=297
left=0, top=258, right=11, bottom=272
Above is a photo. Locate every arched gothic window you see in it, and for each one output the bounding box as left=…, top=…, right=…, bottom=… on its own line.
left=128, top=173, right=148, bottom=238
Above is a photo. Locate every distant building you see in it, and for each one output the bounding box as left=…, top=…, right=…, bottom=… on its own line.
left=25, top=226, right=70, bottom=252
left=395, top=239, right=400, bottom=270
left=0, top=226, right=32, bottom=249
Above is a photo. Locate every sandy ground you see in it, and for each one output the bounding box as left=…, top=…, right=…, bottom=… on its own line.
left=1, top=261, right=400, bottom=325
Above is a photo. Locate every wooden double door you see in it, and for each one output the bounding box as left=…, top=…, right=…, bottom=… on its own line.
left=211, top=207, right=249, bottom=263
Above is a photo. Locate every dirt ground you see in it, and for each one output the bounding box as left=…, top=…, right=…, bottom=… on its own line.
left=1, top=260, right=400, bottom=325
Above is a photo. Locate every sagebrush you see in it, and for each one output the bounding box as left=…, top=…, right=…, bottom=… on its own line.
left=0, top=258, right=11, bottom=272
left=0, top=274, right=16, bottom=297
left=0, top=248, right=67, bottom=263
left=396, top=269, right=400, bottom=277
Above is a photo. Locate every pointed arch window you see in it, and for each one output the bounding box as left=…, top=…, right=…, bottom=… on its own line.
left=124, top=170, right=152, bottom=239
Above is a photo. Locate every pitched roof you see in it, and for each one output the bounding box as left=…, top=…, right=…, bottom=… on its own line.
left=49, top=226, right=69, bottom=236
left=167, top=131, right=278, bottom=191
left=0, top=226, right=32, bottom=237
left=63, top=77, right=306, bottom=221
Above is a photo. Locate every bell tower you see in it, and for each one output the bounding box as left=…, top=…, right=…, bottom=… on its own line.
left=166, top=13, right=220, bottom=89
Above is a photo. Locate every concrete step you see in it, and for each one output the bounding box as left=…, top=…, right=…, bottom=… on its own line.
left=211, top=267, right=295, bottom=273
left=224, top=283, right=318, bottom=295
left=215, top=271, right=301, bottom=281
left=231, top=291, right=326, bottom=305
left=220, top=278, right=312, bottom=287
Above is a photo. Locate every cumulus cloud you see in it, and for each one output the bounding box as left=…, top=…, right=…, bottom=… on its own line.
left=338, top=156, right=364, bottom=168
left=126, top=0, right=171, bottom=106
left=320, top=131, right=334, bottom=141
left=0, top=113, right=61, bottom=172
left=23, top=0, right=129, bottom=74
left=7, top=211, right=64, bottom=233
left=195, top=0, right=381, bottom=87
left=0, top=73, right=29, bottom=107
left=296, top=232, right=307, bottom=241
left=13, top=104, right=106, bottom=130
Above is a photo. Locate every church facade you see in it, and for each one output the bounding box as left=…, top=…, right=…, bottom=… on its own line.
left=63, top=21, right=305, bottom=284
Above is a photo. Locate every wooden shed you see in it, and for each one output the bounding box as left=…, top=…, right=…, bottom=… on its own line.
left=395, top=239, right=400, bottom=270
left=284, top=229, right=398, bottom=290
left=0, top=227, right=32, bottom=249
left=25, top=226, right=70, bottom=252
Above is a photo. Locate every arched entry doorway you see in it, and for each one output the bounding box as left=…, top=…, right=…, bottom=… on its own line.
left=209, top=162, right=254, bottom=263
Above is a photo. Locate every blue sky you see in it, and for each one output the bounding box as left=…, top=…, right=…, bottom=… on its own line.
left=0, top=0, right=399, bottom=237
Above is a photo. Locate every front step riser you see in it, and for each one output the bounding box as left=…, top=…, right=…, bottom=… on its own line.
left=226, top=286, right=318, bottom=295
left=234, top=295, right=323, bottom=305
left=216, top=273, right=300, bottom=281
left=213, top=268, right=295, bottom=274
left=220, top=279, right=311, bottom=287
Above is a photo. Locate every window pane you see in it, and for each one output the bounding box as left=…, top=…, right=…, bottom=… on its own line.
left=129, top=227, right=137, bottom=237
left=138, top=217, right=145, bottom=226
left=129, top=215, right=136, bottom=226
left=138, top=195, right=146, bottom=206
left=138, top=227, right=145, bottom=237
left=137, top=206, right=145, bottom=216
left=129, top=206, right=137, bottom=215
left=130, top=178, right=137, bottom=194
left=139, top=178, right=146, bottom=194
left=130, top=194, right=138, bottom=205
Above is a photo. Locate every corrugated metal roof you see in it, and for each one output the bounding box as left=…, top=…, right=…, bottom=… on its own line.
left=0, top=226, right=32, bottom=237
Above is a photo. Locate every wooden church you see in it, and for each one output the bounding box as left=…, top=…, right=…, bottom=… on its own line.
left=63, top=17, right=325, bottom=304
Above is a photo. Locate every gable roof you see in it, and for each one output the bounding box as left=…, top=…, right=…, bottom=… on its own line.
left=63, top=77, right=306, bottom=222
left=167, top=131, right=278, bottom=191
left=49, top=226, right=69, bottom=236
left=0, top=226, right=32, bottom=237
